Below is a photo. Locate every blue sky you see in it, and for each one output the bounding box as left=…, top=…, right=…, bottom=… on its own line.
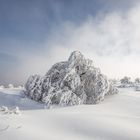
left=0, top=0, right=140, bottom=85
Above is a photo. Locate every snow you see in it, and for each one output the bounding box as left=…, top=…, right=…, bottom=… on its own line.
left=8, top=84, right=14, bottom=89
left=0, top=85, right=4, bottom=89
left=0, top=88, right=140, bottom=140
left=0, top=88, right=44, bottom=110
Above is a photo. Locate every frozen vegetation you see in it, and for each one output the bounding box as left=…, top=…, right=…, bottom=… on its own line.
left=112, top=76, right=140, bottom=91
left=25, top=51, right=118, bottom=106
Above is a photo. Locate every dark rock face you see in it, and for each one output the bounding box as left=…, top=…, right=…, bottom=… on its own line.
left=25, top=51, right=118, bottom=106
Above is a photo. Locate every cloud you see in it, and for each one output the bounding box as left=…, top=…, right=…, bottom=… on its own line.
left=29, top=3, right=140, bottom=79
left=1, top=1, right=140, bottom=85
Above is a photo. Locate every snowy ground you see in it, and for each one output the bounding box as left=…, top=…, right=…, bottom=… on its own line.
left=0, top=88, right=140, bottom=140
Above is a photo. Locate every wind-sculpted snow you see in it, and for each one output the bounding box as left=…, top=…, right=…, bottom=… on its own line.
left=25, top=51, right=118, bottom=106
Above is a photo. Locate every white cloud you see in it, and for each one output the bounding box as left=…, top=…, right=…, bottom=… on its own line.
left=12, top=3, right=140, bottom=84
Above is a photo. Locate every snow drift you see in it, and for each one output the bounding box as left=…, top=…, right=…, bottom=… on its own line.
left=25, top=51, right=118, bottom=106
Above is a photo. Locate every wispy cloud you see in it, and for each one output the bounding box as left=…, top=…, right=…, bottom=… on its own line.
left=1, top=0, right=140, bottom=85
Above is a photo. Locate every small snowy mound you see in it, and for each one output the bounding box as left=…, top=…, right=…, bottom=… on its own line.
left=0, top=106, right=8, bottom=112
left=13, top=107, right=21, bottom=115
left=0, top=85, right=4, bottom=89
left=8, top=84, right=14, bottom=89
left=25, top=51, right=118, bottom=106
left=0, top=106, right=21, bottom=115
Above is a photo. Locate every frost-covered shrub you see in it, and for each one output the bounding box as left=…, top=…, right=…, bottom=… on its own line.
left=0, top=85, right=4, bottom=89
left=119, top=76, right=134, bottom=88
left=134, top=78, right=140, bottom=91
left=25, top=75, right=43, bottom=101
left=13, top=107, right=21, bottom=115
left=25, top=51, right=118, bottom=107
left=59, top=90, right=82, bottom=106
left=120, top=77, right=131, bottom=84
left=8, top=84, right=14, bottom=89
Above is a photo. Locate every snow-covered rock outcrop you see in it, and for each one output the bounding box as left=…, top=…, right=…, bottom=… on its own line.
left=25, top=51, right=118, bottom=106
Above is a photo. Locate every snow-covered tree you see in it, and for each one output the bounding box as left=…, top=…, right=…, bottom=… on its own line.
left=25, top=51, right=118, bottom=107
left=25, top=75, right=43, bottom=101
left=120, top=77, right=131, bottom=84
left=134, top=78, right=140, bottom=91
left=135, top=78, right=140, bottom=84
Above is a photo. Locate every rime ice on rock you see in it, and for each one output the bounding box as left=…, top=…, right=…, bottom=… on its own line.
left=25, top=51, right=118, bottom=106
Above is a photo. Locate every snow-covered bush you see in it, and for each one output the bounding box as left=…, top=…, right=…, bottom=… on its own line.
left=25, top=75, right=43, bottom=101
left=120, top=77, right=131, bottom=84
left=135, top=85, right=140, bottom=91
left=13, top=107, right=21, bottom=115
left=134, top=78, right=140, bottom=91
left=119, top=77, right=134, bottom=88
left=135, top=78, right=140, bottom=84
left=8, top=84, right=14, bottom=89
left=25, top=51, right=118, bottom=107
left=0, top=85, right=4, bottom=89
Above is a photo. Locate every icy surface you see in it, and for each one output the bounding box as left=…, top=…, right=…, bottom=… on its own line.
left=25, top=51, right=118, bottom=106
